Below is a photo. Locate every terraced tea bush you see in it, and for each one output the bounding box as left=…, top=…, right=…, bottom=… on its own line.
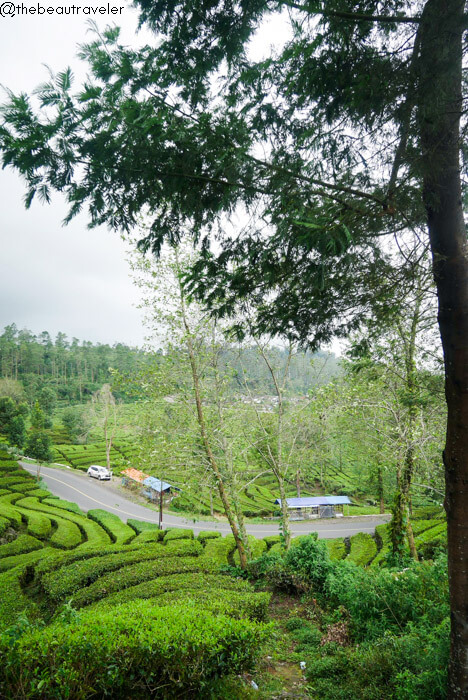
left=43, top=498, right=84, bottom=515
left=24, top=489, right=52, bottom=499
left=127, top=518, right=162, bottom=536
left=152, top=589, right=271, bottom=622
left=263, top=535, right=282, bottom=550
left=197, top=530, right=222, bottom=544
left=72, top=557, right=219, bottom=608
left=0, top=601, right=267, bottom=699
left=370, top=524, right=392, bottom=567
left=0, top=547, right=55, bottom=575
left=0, top=567, right=37, bottom=629
left=233, top=535, right=267, bottom=566
left=132, top=530, right=163, bottom=544
left=325, top=538, right=347, bottom=561
left=165, top=539, right=203, bottom=556
left=50, top=518, right=83, bottom=550
left=15, top=507, right=52, bottom=539
left=0, top=516, right=9, bottom=536
left=0, top=502, right=21, bottom=526
left=41, top=542, right=202, bottom=602
left=347, top=533, right=378, bottom=566
left=90, top=572, right=253, bottom=609
left=87, top=509, right=135, bottom=544
left=7, top=482, right=42, bottom=493
left=164, top=528, right=194, bottom=542
left=203, top=535, right=237, bottom=565
left=16, top=497, right=111, bottom=548
left=0, top=534, right=42, bottom=560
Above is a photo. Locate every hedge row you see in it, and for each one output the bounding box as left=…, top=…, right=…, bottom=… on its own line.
left=0, top=516, right=9, bottom=536
left=0, top=547, right=55, bottom=575
left=49, top=517, right=83, bottom=550
left=347, top=533, right=378, bottom=566
left=126, top=518, right=161, bottom=535
left=164, top=528, right=194, bottom=542
left=0, top=502, right=21, bottom=526
left=87, top=509, right=135, bottom=545
left=233, top=535, right=267, bottom=566
left=197, top=530, right=222, bottom=544
left=131, top=530, right=163, bottom=544
left=43, top=498, right=84, bottom=515
left=203, top=535, right=237, bottom=564
left=70, top=556, right=218, bottom=609
left=41, top=541, right=202, bottom=601
left=325, top=537, right=347, bottom=561
left=151, top=589, right=271, bottom=622
left=89, top=572, right=253, bottom=610
left=16, top=497, right=111, bottom=548
left=16, top=507, right=53, bottom=540
left=0, top=602, right=267, bottom=699
left=0, top=534, right=43, bottom=560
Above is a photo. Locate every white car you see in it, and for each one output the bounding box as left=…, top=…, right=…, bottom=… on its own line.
left=87, top=465, right=112, bottom=480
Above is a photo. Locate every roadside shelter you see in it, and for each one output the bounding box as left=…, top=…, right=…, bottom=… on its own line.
left=275, top=496, right=351, bottom=519
left=121, top=468, right=149, bottom=486
left=142, top=477, right=180, bottom=504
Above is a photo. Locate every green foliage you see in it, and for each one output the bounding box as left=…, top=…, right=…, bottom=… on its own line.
left=87, top=509, right=135, bottom=544
left=197, top=530, right=222, bottom=544
left=347, top=533, right=378, bottom=566
left=202, top=535, right=237, bottom=565
left=126, top=518, right=162, bottom=535
left=284, top=534, right=333, bottom=592
left=25, top=429, right=53, bottom=464
left=0, top=602, right=268, bottom=699
left=233, top=535, right=267, bottom=566
left=325, top=538, right=347, bottom=561
left=0, top=534, right=42, bottom=560
left=164, top=527, right=194, bottom=542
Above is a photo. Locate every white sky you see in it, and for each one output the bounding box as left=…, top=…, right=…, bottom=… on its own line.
left=0, top=1, right=150, bottom=347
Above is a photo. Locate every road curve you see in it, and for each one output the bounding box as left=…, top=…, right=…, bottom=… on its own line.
left=21, top=463, right=391, bottom=539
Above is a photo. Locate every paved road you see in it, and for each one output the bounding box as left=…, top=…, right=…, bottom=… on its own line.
left=21, top=463, right=391, bottom=539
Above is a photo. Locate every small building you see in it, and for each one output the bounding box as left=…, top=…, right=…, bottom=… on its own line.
left=121, top=468, right=150, bottom=486
left=141, top=477, right=180, bottom=504
left=275, top=496, right=351, bottom=519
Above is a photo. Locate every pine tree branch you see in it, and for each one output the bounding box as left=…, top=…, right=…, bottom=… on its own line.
left=279, top=1, right=421, bottom=24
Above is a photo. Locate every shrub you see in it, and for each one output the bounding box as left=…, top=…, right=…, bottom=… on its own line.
left=263, top=535, right=282, bottom=550
left=150, top=589, right=271, bottom=622
left=325, top=538, right=347, bottom=561
left=197, top=530, right=222, bottom=544
left=132, top=530, right=163, bottom=544
left=89, top=572, right=253, bottom=609
left=70, top=555, right=217, bottom=608
left=50, top=518, right=83, bottom=550
left=43, top=498, right=83, bottom=515
left=0, top=503, right=21, bottom=527
left=41, top=542, right=202, bottom=602
left=0, top=516, right=9, bottom=537
left=164, top=528, right=194, bottom=542
left=165, top=539, right=203, bottom=556
left=347, top=533, right=378, bottom=566
left=0, top=547, right=55, bottom=574
left=203, top=535, right=237, bottom=565
left=232, top=536, right=267, bottom=566
left=87, top=509, right=135, bottom=545
left=0, top=602, right=268, bottom=699
left=127, top=519, right=163, bottom=536
left=16, top=508, right=52, bottom=539
left=284, top=533, right=333, bottom=592
left=0, top=534, right=43, bottom=560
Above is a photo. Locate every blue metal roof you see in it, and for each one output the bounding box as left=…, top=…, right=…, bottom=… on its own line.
left=142, top=477, right=174, bottom=492
left=275, top=496, right=351, bottom=507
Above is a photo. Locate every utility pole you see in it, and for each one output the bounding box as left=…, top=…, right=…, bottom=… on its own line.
left=158, top=479, right=163, bottom=530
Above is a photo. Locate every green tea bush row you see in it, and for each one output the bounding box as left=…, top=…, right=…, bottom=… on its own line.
left=197, top=530, right=222, bottom=544
left=87, top=509, right=135, bottom=544
left=152, top=589, right=271, bottom=622
left=23, top=488, right=51, bottom=499
left=0, top=503, right=21, bottom=526
left=127, top=518, right=162, bottom=535
left=43, top=498, right=84, bottom=515
left=0, top=567, right=37, bottom=629
left=0, top=546, right=54, bottom=574
left=0, top=534, right=42, bottom=560
left=370, top=523, right=391, bottom=567
left=0, top=601, right=267, bottom=699
left=132, top=530, right=163, bottom=544
left=16, top=507, right=52, bottom=539
left=164, top=527, right=194, bottom=542
left=203, top=534, right=237, bottom=564
left=49, top=518, right=83, bottom=550
left=0, top=462, right=21, bottom=472
left=41, top=541, right=201, bottom=601
left=0, top=516, right=9, bottom=536
left=16, top=497, right=111, bottom=548
left=233, top=535, right=267, bottom=565
left=325, top=537, right=347, bottom=561
left=347, top=533, right=378, bottom=566
left=71, top=555, right=217, bottom=608
left=89, top=572, right=253, bottom=610
left=7, top=482, right=41, bottom=493
left=263, top=535, right=282, bottom=550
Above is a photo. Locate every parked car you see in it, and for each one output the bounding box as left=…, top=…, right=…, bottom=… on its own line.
left=87, top=465, right=112, bottom=480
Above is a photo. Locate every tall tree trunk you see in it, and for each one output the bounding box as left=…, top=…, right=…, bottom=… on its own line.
left=418, top=1, right=468, bottom=695
left=377, top=466, right=385, bottom=514
left=296, top=467, right=301, bottom=497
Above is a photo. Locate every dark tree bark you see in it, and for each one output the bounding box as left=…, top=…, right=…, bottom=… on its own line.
left=418, top=0, right=468, bottom=695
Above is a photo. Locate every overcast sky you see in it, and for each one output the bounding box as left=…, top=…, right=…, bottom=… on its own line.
left=0, top=2, right=152, bottom=347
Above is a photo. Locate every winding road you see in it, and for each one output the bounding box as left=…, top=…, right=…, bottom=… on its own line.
left=21, top=463, right=391, bottom=539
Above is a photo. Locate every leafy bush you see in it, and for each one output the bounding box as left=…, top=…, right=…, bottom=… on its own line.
left=164, top=528, right=194, bottom=542
left=165, top=539, right=203, bottom=556
left=127, top=518, right=163, bottom=536
left=151, top=589, right=271, bottom=622
left=16, top=508, right=52, bottom=539
left=263, top=535, right=282, bottom=550
left=49, top=518, right=83, bottom=550
left=324, top=555, right=449, bottom=641
left=197, top=530, right=222, bottom=544
left=42, top=498, right=83, bottom=515
left=232, top=535, right=267, bottom=566
left=284, top=533, right=333, bottom=592
left=203, top=535, right=237, bottom=565
left=0, top=534, right=43, bottom=560
left=0, top=601, right=268, bottom=699
left=325, top=538, right=346, bottom=561
left=347, top=533, right=378, bottom=566
left=87, top=509, right=135, bottom=544
left=89, top=572, right=253, bottom=609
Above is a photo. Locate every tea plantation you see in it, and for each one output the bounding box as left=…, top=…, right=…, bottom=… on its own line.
left=0, top=447, right=448, bottom=698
